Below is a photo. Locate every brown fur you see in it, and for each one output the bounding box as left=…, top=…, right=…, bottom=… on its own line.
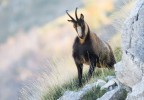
left=90, top=33, right=115, bottom=68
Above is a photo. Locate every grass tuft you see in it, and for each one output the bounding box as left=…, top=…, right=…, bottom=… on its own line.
left=82, top=86, right=106, bottom=100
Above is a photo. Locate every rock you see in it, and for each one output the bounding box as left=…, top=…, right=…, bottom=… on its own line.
left=101, top=78, right=118, bottom=90
left=57, top=91, right=81, bottom=100
left=58, top=79, right=106, bottom=100
left=98, top=79, right=127, bottom=100
left=115, top=0, right=144, bottom=99
left=97, top=87, right=127, bottom=100
left=126, top=77, right=144, bottom=100
left=105, top=76, right=116, bottom=81
left=96, top=79, right=107, bottom=87
left=115, top=0, right=144, bottom=88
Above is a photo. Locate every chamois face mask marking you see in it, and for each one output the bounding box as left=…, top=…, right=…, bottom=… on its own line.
left=77, top=26, right=82, bottom=38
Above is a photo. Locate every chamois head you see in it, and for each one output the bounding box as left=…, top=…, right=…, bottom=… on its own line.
left=66, top=8, right=89, bottom=39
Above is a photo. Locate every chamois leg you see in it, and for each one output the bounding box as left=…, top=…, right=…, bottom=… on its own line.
left=88, top=57, right=96, bottom=80
left=75, top=62, right=83, bottom=86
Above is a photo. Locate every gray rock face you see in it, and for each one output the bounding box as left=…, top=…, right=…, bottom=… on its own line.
left=115, top=0, right=144, bottom=88
left=115, top=0, right=144, bottom=99
left=126, top=77, right=144, bottom=100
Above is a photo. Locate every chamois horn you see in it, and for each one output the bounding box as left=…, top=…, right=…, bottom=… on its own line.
left=66, top=10, right=76, bottom=22
left=75, top=8, right=79, bottom=21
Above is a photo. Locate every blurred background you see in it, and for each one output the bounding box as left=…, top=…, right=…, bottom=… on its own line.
left=0, top=0, right=135, bottom=100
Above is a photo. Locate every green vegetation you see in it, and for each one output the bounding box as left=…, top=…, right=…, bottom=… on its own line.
left=114, top=47, right=122, bottom=62
left=82, top=86, right=106, bottom=100
left=42, top=47, right=122, bottom=100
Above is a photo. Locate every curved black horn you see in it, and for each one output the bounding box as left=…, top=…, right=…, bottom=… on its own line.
left=66, top=10, right=76, bottom=22
left=75, top=8, right=79, bottom=21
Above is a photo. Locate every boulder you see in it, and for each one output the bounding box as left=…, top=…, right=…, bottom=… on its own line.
left=115, top=0, right=144, bottom=99
left=101, top=78, right=118, bottom=91
left=97, top=87, right=127, bottom=100
left=105, top=76, right=116, bottom=81
left=115, top=0, right=144, bottom=88
left=126, top=77, right=144, bottom=100
left=98, top=78, right=128, bottom=100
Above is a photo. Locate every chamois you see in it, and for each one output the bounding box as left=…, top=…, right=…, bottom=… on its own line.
left=66, top=8, right=116, bottom=86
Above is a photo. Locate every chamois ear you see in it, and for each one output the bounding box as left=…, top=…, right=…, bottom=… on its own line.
left=80, top=14, right=84, bottom=20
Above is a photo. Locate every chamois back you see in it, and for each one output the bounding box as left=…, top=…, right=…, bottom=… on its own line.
left=90, top=32, right=116, bottom=68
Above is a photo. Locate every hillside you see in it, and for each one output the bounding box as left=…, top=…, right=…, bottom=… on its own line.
left=0, top=0, right=135, bottom=100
